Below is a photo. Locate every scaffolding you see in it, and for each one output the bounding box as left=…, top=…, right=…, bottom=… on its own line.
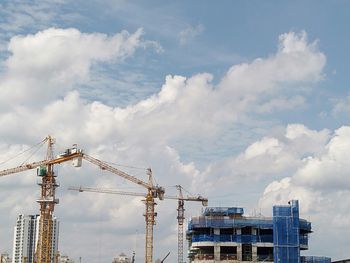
left=273, top=200, right=301, bottom=263
left=203, top=207, right=244, bottom=216
left=188, top=217, right=274, bottom=230
left=301, top=256, right=331, bottom=263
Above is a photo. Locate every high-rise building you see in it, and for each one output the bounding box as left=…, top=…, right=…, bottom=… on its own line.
left=12, top=214, right=59, bottom=263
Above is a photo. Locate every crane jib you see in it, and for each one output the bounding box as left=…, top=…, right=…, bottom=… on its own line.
left=0, top=152, right=82, bottom=177
left=81, top=154, right=152, bottom=190
left=0, top=152, right=153, bottom=192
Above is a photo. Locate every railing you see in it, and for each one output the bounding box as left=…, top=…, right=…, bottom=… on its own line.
left=257, top=235, right=273, bottom=243
left=194, top=254, right=214, bottom=260
left=191, top=233, right=308, bottom=246
left=193, top=254, right=273, bottom=262
left=220, top=254, right=237, bottom=260
left=299, top=219, right=312, bottom=231
left=300, top=256, right=331, bottom=263
left=299, top=235, right=309, bottom=246
left=192, top=234, right=214, bottom=242
left=189, top=217, right=311, bottom=232
left=219, top=234, right=238, bottom=242
left=194, top=254, right=238, bottom=261
left=256, top=255, right=274, bottom=261
left=192, top=234, right=273, bottom=243
left=204, top=207, right=244, bottom=216
left=189, top=218, right=273, bottom=230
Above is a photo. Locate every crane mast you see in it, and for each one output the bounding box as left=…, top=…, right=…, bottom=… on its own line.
left=176, top=186, right=185, bottom=263
left=144, top=191, right=155, bottom=263
left=144, top=168, right=156, bottom=263
left=69, top=185, right=208, bottom=263
left=0, top=137, right=83, bottom=263
left=76, top=156, right=164, bottom=263
left=35, top=136, right=57, bottom=263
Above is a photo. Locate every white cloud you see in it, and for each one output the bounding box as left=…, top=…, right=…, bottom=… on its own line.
left=259, top=125, right=350, bottom=259
left=179, top=24, right=204, bottom=45
left=219, top=32, right=325, bottom=95
left=0, top=0, right=70, bottom=34
left=0, top=31, right=325, bottom=145
left=0, top=30, right=333, bottom=261
left=194, top=124, right=330, bottom=203
left=254, top=95, right=305, bottom=113
left=244, top=137, right=281, bottom=159
left=332, top=93, right=350, bottom=116
left=0, top=27, right=153, bottom=108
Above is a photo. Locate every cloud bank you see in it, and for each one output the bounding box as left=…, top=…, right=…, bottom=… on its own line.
left=1, top=29, right=346, bottom=261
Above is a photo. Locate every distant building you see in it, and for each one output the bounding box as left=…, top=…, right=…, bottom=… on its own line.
left=112, top=253, right=132, bottom=263
left=187, top=200, right=331, bottom=263
left=60, top=255, right=74, bottom=263
left=12, top=214, right=59, bottom=263
left=0, top=252, right=11, bottom=263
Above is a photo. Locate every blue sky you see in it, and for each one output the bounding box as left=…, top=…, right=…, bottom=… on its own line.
left=0, top=1, right=349, bottom=262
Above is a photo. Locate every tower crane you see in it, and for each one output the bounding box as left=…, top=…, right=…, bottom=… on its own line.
left=0, top=136, right=83, bottom=263
left=68, top=185, right=208, bottom=263
left=0, top=136, right=165, bottom=263
left=78, top=155, right=165, bottom=263
left=171, top=185, right=208, bottom=263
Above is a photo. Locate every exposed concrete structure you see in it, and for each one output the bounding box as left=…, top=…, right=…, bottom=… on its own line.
left=186, top=201, right=330, bottom=263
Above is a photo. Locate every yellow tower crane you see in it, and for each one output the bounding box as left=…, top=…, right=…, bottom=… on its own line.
left=78, top=155, right=165, bottom=263
left=68, top=185, right=208, bottom=263
left=0, top=136, right=83, bottom=263
left=0, top=137, right=165, bottom=263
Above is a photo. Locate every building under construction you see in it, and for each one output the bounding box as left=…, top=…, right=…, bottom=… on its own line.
left=187, top=200, right=331, bottom=263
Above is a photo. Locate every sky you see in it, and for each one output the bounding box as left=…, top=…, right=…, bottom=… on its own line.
left=0, top=0, right=349, bottom=262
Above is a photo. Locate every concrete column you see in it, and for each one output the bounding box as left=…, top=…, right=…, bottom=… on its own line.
left=214, top=228, right=220, bottom=262
left=252, top=245, right=257, bottom=261
left=214, top=245, right=220, bottom=262
left=236, top=228, right=242, bottom=261
left=252, top=228, right=258, bottom=261
left=252, top=228, right=257, bottom=235
left=236, top=244, right=242, bottom=261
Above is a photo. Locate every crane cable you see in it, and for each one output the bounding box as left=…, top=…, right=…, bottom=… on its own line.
left=0, top=138, right=48, bottom=166
left=104, top=161, right=146, bottom=171
left=20, top=142, right=46, bottom=166
left=171, top=185, right=195, bottom=197
left=103, top=160, right=151, bottom=183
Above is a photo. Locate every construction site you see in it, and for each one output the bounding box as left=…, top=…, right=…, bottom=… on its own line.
left=186, top=201, right=331, bottom=263
left=0, top=136, right=207, bottom=263
left=0, top=136, right=335, bottom=263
